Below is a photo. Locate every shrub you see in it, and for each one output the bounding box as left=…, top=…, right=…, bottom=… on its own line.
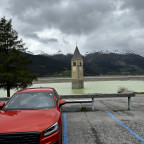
left=117, top=87, right=128, bottom=93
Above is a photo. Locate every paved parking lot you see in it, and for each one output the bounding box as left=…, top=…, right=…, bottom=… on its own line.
left=62, top=95, right=144, bottom=144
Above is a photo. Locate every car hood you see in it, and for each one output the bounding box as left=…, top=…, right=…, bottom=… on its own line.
left=0, top=108, right=60, bottom=133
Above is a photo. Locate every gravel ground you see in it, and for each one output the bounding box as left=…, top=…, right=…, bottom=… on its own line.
left=62, top=95, right=144, bottom=144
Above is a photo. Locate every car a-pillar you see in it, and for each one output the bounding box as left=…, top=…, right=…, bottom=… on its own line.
left=71, top=46, right=84, bottom=89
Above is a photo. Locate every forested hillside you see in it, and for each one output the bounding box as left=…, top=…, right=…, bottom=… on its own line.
left=28, top=52, right=144, bottom=77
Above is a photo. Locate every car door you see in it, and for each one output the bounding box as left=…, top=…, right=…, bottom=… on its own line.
left=54, top=90, right=59, bottom=108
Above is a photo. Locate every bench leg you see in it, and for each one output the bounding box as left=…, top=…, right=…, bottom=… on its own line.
left=128, top=97, right=131, bottom=110
left=92, top=98, right=95, bottom=111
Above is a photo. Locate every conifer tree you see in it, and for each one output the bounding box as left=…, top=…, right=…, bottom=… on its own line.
left=0, top=17, right=37, bottom=97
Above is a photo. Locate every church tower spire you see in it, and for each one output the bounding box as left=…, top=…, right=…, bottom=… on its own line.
left=71, top=45, right=84, bottom=89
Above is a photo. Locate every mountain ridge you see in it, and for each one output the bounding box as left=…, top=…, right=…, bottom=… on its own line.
left=28, top=52, right=144, bottom=77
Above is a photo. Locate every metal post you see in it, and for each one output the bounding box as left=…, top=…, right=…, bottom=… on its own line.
left=92, top=98, right=95, bottom=111
left=128, top=97, right=131, bottom=110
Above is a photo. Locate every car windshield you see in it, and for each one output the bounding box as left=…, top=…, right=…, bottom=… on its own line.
left=3, top=92, right=56, bottom=110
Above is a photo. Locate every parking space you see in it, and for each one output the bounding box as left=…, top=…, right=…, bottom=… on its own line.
left=62, top=95, right=144, bottom=144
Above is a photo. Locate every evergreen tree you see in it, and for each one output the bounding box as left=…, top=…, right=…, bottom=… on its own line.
left=0, top=17, right=37, bottom=97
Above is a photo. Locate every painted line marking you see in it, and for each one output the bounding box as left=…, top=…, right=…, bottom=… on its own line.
left=63, top=113, right=68, bottom=144
left=106, top=111, right=144, bottom=143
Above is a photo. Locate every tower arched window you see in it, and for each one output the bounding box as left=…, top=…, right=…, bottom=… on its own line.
left=73, top=62, right=76, bottom=66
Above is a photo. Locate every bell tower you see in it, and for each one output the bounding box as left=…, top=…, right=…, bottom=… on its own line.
left=71, top=46, right=84, bottom=89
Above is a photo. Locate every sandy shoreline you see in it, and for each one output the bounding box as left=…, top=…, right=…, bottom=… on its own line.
left=33, top=75, right=144, bottom=84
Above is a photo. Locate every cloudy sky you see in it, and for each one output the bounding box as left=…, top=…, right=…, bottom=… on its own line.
left=0, top=0, right=144, bottom=55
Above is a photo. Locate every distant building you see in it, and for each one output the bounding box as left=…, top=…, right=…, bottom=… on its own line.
left=71, top=46, right=84, bottom=89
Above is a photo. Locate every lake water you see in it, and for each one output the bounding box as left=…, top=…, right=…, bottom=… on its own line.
left=0, top=80, right=144, bottom=97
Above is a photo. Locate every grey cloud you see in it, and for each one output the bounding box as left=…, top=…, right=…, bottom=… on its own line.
left=8, top=0, right=60, bottom=15
left=24, top=33, right=58, bottom=44
left=121, top=0, right=144, bottom=26
left=8, top=0, right=114, bottom=35
left=63, top=38, right=69, bottom=45
left=40, top=38, right=58, bottom=43
left=121, top=0, right=144, bottom=10
left=1, top=0, right=144, bottom=55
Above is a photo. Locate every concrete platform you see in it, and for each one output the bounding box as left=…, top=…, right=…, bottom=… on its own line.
left=62, top=95, right=144, bottom=144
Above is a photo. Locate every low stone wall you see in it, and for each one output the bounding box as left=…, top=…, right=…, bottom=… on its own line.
left=33, top=76, right=144, bottom=84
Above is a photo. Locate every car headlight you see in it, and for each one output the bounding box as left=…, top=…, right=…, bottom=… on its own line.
left=43, top=121, right=59, bottom=137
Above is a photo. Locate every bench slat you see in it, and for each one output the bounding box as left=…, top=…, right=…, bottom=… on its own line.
left=66, top=100, right=92, bottom=103
left=61, top=93, right=135, bottom=99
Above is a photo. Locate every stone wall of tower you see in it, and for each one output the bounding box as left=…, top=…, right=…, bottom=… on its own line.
left=71, top=59, right=84, bottom=89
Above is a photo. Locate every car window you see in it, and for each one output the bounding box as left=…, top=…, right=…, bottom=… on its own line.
left=4, top=92, right=56, bottom=110
left=54, top=90, right=59, bottom=106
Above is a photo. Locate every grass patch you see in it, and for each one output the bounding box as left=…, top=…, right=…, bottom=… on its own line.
left=117, top=87, right=128, bottom=93
left=135, top=92, right=144, bottom=94
left=113, top=109, right=126, bottom=112
left=80, top=107, right=99, bottom=112
left=81, top=107, right=88, bottom=112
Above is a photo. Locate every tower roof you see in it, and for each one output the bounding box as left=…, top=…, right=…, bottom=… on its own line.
left=72, top=46, right=83, bottom=60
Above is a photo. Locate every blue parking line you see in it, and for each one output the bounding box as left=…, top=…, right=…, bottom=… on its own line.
left=106, top=111, right=144, bottom=143
left=63, top=113, right=68, bottom=144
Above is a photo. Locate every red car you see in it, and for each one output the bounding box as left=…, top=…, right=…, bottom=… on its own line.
left=0, top=87, right=66, bottom=144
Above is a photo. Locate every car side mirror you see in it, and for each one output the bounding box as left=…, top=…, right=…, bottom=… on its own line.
left=0, top=102, right=5, bottom=110
left=59, top=100, right=66, bottom=107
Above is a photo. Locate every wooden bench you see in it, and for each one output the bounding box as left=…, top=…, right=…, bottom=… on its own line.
left=61, top=93, right=135, bottom=111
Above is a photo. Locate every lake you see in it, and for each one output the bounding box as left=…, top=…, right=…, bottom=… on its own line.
left=0, top=80, right=144, bottom=97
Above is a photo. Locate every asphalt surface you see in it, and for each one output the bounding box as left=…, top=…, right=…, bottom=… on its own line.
left=62, top=95, right=144, bottom=144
